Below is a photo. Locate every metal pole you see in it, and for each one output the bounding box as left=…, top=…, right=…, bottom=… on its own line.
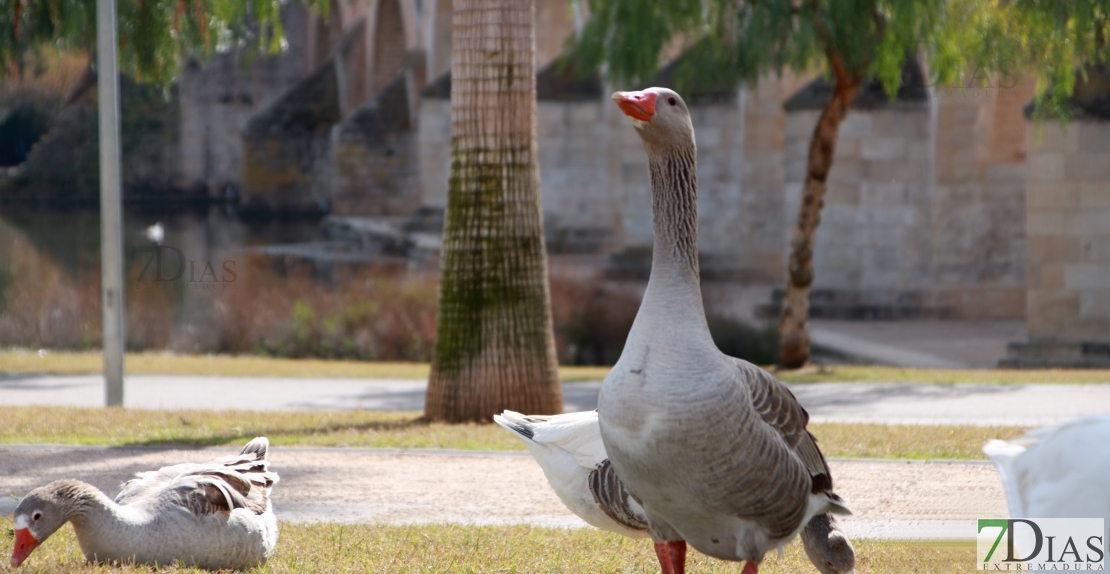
left=97, top=0, right=125, bottom=407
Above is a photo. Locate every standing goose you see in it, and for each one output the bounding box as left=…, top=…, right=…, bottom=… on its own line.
left=496, top=409, right=855, bottom=573
left=10, top=437, right=279, bottom=570
left=601, top=88, right=850, bottom=574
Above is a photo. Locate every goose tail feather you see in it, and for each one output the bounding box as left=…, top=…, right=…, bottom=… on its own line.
left=825, top=492, right=852, bottom=516
left=493, top=411, right=537, bottom=442
left=240, top=437, right=270, bottom=460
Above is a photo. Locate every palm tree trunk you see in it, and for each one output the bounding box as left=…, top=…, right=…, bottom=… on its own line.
left=778, top=55, right=861, bottom=369
left=424, top=0, right=562, bottom=422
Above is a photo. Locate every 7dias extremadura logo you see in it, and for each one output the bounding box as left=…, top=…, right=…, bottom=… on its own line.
left=978, top=518, right=1106, bottom=571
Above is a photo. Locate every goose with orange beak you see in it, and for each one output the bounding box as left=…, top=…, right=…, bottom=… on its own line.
left=10, top=514, right=40, bottom=567
left=599, top=87, right=853, bottom=574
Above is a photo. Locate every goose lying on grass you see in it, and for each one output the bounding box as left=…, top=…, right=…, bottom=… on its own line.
left=599, top=87, right=852, bottom=574
left=10, top=437, right=279, bottom=570
left=496, top=409, right=855, bottom=573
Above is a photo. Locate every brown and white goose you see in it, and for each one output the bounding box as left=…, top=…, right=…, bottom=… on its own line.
left=600, top=88, right=851, bottom=574
left=9, top=437, right=279, bottom=570
left=495, top=409, right=855, bottom=573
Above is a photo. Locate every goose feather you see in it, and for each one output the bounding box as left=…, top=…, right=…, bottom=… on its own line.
left=10, top=437, right=279, bottom=570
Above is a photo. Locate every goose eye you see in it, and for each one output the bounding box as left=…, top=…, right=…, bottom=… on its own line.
left=667, top=96, right=677, bottom=106
left=32, top=511, right=42, bottom=521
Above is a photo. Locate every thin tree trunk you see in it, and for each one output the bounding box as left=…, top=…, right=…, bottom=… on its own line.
left=424, top=0, right=562, bottom=422
left=778, top=55, right=861, bottom=369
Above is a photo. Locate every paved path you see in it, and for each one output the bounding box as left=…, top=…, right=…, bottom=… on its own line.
left=811, top=319, right=1026, bottom=369
left=0, top=445, right=1004, bottom=540
left=3, top=374, right=1109, bottom=425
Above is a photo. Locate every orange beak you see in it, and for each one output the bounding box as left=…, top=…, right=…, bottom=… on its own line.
left=10, top=528, right=39, bottom=567
left=612, top=90, right=657, bottom=122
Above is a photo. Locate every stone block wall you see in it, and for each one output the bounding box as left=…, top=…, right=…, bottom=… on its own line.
left=719, top=73, right=811, bottom=283
left=419, top=86, right=780, bottom=270
left=1024, top=120, right=1110, bottom=342
left=784, top=106, right=934, bottom=311
left=177, top=3, right=313, bottom=197
left=930, top=82, right=1032, bottom=319
left=331, top=76, right=421, bottom=216
left=240, top=56, right=342, bottom=213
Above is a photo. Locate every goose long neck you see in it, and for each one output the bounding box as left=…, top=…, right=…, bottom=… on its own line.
left=648, top=147, right=700, bottom=277
left=639, top=144, right=709, bottom=331
left=58, top=481, right=115, bottom=526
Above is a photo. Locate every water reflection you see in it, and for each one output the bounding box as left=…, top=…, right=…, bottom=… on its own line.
left=0, top=206, right=326, bottom=352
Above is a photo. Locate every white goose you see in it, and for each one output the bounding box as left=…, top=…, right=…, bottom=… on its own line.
left=600, top=87, right=851, bottom=574
left=494, top=410, right=649, bottom=538
left=9, top=437, right=279, bottom=570
left=496, top=410, right=855, bottom=573
left=984, top=415, right=1110, bottom=553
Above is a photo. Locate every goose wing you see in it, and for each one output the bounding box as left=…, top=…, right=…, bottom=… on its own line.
left=117, top=437, right=278, bottom=516
left=734, top=360, right=833, bottom=493
left=496, top=410, right=648, bottom=536
left=494, top=410, right=607, bottom=468
left=588, top=458, right=649, bottom=532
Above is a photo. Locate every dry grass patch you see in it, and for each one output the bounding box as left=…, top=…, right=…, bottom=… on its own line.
left=5, top=349, right=1110, bottom=384
left=774, top=364, right=1110, bottom=384
left=0, top=350, right=611, bottom=381
left=0, top=515, right=976, bottom=573
left=0, top=407, right=523, bottom=451
left=0, top=406, right=1027, bottom=460
left=812, top=422, right=1029, bottom=460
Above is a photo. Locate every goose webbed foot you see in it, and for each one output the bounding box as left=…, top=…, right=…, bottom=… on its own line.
left=653, top=540, right=686, bottom=574
left=741, top=560, right=760, bottom=574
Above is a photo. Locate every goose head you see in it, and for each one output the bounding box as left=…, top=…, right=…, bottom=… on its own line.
left=10, top=481, right=89, bottom=567
left=611, top=88, right=695, bottom=154
left=802, top=514, right=857, bottom=574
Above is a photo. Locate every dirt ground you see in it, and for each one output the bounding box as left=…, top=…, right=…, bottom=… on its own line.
left=0, top=446, right=1006, bottom=539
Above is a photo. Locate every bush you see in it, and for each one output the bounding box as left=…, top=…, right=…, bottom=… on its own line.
left=549, top=270, right=640, bottom=365
left=209, top=256, right=439, bottom=361
left=706, top=315, right=779, bottom=366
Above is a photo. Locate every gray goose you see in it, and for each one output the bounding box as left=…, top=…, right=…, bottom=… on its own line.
left=495, top=409, right=855, bottom=572
left=10, top=437, right=279, bottom=570
left=600, top=88, right=851, bottom=574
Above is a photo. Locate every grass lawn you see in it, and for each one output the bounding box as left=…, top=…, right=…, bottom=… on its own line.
left=0, top=515, right=976, bottom=573
left=0, top=349, right=610, bottom=382
left=4, top=348, right=1110, bottom=384
left=0, top=406, right=1028, bottom=460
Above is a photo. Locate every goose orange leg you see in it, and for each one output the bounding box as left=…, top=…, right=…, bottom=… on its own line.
left=741, top=560, right=759, bottom=574
left=653, top=541, right=687, bottom=574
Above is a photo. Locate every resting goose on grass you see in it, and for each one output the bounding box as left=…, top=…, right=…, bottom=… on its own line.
left=599, top=87, right=852, bottom=574
left=496, top=409, right=855, bottom=573
left=10, top=437, right=279, bottom=570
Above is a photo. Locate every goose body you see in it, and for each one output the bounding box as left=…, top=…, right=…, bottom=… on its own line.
left=602, top=88, right=850, bottom=574
left=984, top=415, right=1110, bottom=553
left=494, top=410, right=649, bottom=537
left=10, top=437, right=279, bottom=571
left=497, top=409, right=855, bottom=573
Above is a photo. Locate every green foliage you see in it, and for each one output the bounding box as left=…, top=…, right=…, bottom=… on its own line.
left=1, top=0, right=329, bottom=85
left=571, top=0, right=1110, bottom=115
left=707, top=315, right=779, bottom=366
left=952, top=0, right=1110, bottom=120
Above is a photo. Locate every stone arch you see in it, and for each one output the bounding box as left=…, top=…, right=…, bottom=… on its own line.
left=369, top=0, right=408, bottom=96
left=426, top=0, right=452, bottom=80
left=310, top=0, right=346, bottom=69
